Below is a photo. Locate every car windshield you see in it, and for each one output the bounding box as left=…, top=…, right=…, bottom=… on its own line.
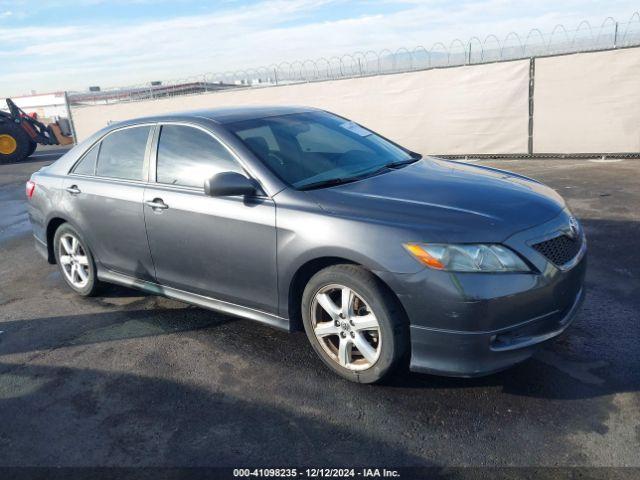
left=227, top=111, right=418, bottom=190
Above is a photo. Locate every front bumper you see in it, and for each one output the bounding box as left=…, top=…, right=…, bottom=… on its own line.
left=408, top=285, right=584, bottom=377
left=376, top=210, right=587, bottom=377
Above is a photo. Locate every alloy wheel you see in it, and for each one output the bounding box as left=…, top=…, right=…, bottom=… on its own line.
left=58, top=233, right=90, bottom=288
left=310, top=284, right=382, bottom=371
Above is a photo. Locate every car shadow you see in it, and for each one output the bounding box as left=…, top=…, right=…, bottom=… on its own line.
left=99, top=283, right=151, bottom=298
left=0, top=361, right=432, bottom=467
left=0, top=306, right=234, bottom=357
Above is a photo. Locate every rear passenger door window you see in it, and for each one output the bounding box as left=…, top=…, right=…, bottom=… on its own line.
left=156, top=125, right=242, bottom=188
left=96, top=126, right=152, bottom=181
left=72, top=143, right=100, bottom=175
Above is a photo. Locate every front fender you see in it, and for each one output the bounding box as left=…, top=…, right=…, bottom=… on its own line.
left=274, top=191, right=424, bottom=318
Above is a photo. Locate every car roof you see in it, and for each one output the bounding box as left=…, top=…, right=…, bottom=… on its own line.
left=115, top=105, right=322, bottom=127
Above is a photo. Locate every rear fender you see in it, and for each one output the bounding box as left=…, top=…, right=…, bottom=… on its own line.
left=43, top=212, right=99, bottom=266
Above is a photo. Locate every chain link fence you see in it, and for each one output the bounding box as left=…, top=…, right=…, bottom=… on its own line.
left=69, top=12, right=640, bottom=105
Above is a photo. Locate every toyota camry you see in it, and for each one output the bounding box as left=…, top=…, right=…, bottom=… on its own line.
left=26, top=106, right=586, bottom=383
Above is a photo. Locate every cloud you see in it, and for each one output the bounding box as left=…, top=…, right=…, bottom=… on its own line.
left=1, top=0, right=639, bottom=96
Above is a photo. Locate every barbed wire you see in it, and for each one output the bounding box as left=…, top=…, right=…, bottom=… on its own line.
left=70, top=11, right=640, bottom=105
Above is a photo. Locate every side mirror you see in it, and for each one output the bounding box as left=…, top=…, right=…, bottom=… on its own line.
left=204, top=172, right=259, bottom=197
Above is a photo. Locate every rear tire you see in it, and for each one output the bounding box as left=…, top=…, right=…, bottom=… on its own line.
left=53, top=223, right=101, bottom=296
left=0, top=122, right=31, bottom=164
left=301, top=264, right=409, bottom=384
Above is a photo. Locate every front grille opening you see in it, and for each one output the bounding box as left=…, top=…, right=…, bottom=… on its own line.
left=532, top=234, right=582, bottom=266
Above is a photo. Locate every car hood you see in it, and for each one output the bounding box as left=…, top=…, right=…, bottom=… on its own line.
left=304, top=157, right=566, bottom=243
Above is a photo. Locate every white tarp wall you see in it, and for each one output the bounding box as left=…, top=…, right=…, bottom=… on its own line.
left=72, top=60, right=530, bottom=155
left=534, top=47, right=640, bottom=154
left=71, top=46, right=640, bottom=155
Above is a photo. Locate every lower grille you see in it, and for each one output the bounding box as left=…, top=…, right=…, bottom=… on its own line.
left=532, top=234, right=582, bottom=266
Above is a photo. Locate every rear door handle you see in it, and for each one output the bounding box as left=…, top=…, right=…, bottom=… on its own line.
left=66, top=185, right=81, bottom=195
left=145, top=198, right=169, bottom=210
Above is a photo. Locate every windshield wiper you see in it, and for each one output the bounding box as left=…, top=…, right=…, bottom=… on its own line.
left=297, top=157, right=421, bottom=191
left=297, top=177, right=361, bottom=191
left=350, top=157, right=420, bottom=181
left=385, top=157, right=420, bottom=168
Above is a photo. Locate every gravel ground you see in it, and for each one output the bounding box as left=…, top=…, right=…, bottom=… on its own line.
left=0, top=152, right=638, bottom=470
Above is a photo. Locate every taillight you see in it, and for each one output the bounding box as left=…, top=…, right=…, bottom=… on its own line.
left=26, top=180, right=36, bottom=199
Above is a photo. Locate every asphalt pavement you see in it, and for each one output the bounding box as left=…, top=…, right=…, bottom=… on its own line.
left=0, top=150, right=638, bottom=469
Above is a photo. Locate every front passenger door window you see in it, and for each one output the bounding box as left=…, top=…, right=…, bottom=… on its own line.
left=156, top=125, right=243, bottom=188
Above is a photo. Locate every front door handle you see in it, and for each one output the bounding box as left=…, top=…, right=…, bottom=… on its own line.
left=66, top=185, right=81, bottom=195
left=145, top=198, right=169, bottom=210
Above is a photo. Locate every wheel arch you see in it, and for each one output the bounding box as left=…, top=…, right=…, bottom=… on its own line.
left=45, top=217, right=68, bottom=264
left=286, top=256, right=407, bottom=332
left=45, top=210, right=100, bottom=265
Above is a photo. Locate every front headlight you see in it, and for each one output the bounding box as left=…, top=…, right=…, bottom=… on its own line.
left=403, top=243, right=531, bottom=272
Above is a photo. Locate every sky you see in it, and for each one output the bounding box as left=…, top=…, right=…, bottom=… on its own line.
left=1, top=0, right=639, bottom=96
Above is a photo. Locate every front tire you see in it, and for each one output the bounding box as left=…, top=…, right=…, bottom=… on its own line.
left=301, top=264, right=408, bottom=384
left=53, top=223, right=100, bottom=296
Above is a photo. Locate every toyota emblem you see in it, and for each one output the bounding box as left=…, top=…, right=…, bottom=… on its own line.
left=568, top=216, right=579, bottom=238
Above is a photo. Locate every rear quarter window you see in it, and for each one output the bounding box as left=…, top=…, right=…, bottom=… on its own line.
left=72, top=143, right=99, bottom=175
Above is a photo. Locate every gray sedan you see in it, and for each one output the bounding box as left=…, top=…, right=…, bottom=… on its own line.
left=26, top=106, right=586, bottom=383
